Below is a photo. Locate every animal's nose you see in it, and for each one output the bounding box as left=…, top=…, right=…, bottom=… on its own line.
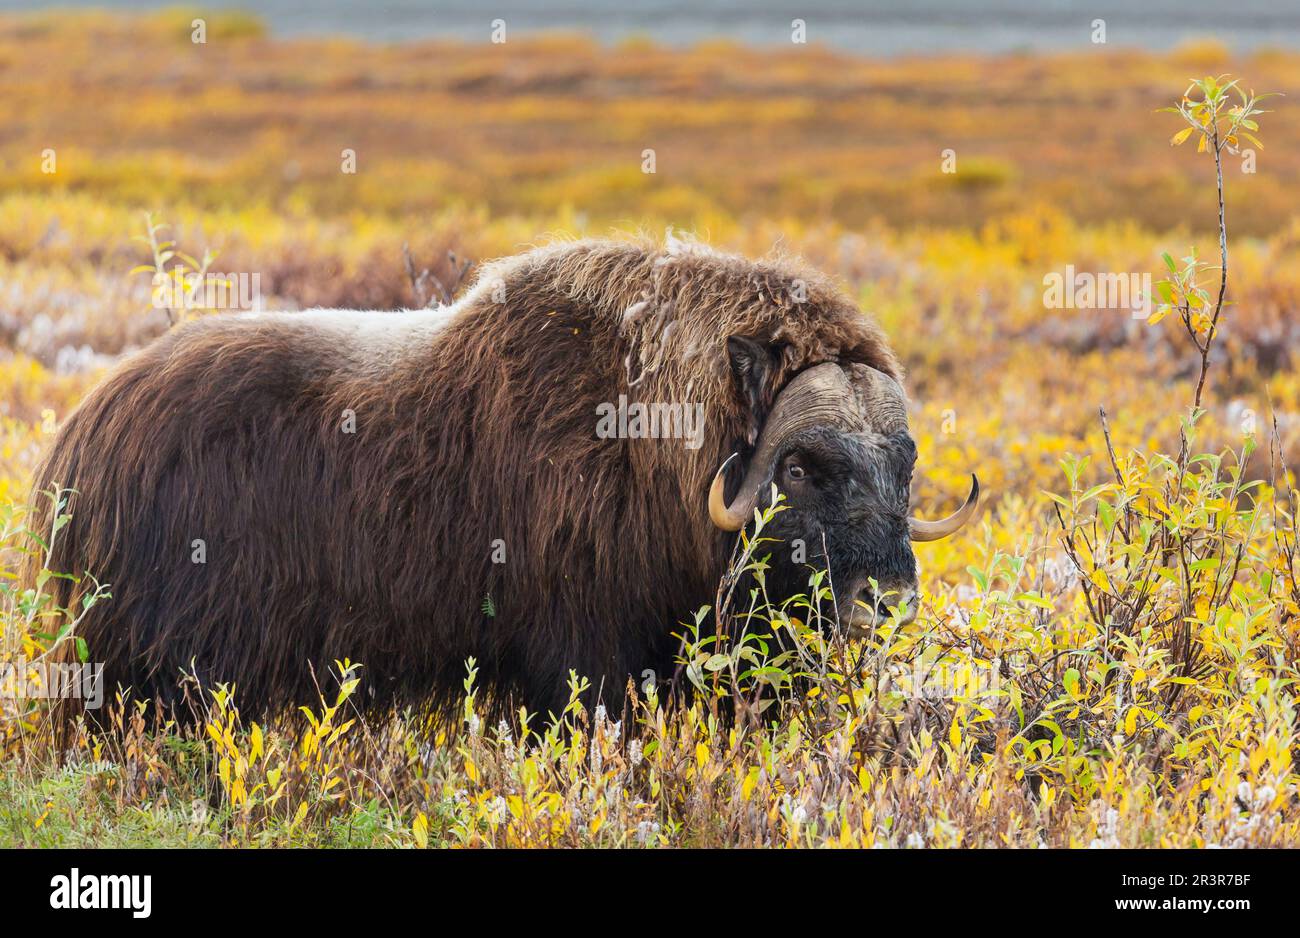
left=855, top=583, right=918, bottom=624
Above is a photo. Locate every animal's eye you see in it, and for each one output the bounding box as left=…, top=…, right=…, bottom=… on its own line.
left=786, top=461, right=807, bottom=481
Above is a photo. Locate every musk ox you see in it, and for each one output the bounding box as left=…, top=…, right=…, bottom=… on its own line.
left=30, top=236, right=976, bottom=721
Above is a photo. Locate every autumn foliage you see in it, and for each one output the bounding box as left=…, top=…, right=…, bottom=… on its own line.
left=1, top=12, right=1298, bottom=846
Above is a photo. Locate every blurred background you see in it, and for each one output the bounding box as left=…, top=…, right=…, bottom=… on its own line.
left=4, top=0, right=1300, bottom=53
left=0, top=2, right=1297, bottom=553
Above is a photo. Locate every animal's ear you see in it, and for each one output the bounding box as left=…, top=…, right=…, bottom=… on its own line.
left=727, top=335, right=779, bottom=447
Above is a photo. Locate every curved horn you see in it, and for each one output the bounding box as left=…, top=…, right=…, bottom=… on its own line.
left=708, top=453, right=747, bottom=531
left=707, top=362, right=854, bottom=532
left=910, top=474, right=980, bottom=541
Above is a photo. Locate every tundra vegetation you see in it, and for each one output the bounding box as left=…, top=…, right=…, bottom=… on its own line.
left=1, top=12, right=1299, bottom=847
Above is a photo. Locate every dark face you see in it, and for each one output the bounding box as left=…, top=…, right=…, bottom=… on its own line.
left=759, top=425, right=920, bottom=633
left=714, top=341, right=975, bottom=636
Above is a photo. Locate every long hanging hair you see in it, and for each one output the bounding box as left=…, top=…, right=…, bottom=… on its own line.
left=26, top=235, right=899, bottom=724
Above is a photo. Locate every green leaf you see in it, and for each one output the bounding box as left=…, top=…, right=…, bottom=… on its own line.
left=1040, top=490, right=1071, bottom=509
left=1063, top=668, right=1082, bottom=699
left=1014, top=592, right=1055, bottom=611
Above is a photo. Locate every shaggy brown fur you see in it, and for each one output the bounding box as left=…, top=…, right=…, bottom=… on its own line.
left=29, top=235, right=898, bottom=721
